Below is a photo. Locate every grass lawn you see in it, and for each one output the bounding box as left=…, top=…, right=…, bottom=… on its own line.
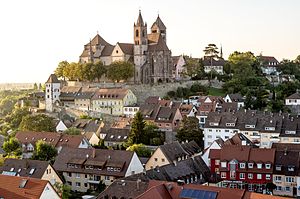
left=208, top=87, right=225, bottom=96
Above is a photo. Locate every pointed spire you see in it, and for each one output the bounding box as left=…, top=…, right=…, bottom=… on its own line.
left=220, top=45, right=223, bottom=58
left=136, top=10, right=144, bottom=26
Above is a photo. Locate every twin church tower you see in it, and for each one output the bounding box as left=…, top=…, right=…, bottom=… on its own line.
left=79, top=10, right=172, bottom=84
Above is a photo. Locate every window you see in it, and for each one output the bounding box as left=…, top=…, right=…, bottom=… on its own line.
left=105, top=176, right=110, bottom=180
left=75, top=173, right=80, bottom=178
left=85, top=174, right=88, bottom=178
left=257, top=163, right=262, bottom=169
left=221, top=162, right=227, bottom=168
left=84, top=183, right=88, bottom=188
left=68, top=172, right=72, bottom=177
left=215, top=160, right=220, bottom=166
left=207, top=135, right=212, bottom=139
left=67, top=181, right=72, bottom=186
left=276, top=165, right=282, bottom=171
left=248, top=173, right=253, bottom=179
left=276, top=186, right=282, bottom=191
left=239, top=163, right=245, bottom=169
left=288, top=166, right=295, bottom=172
left=286, top=177, right=294, bottom=183
left=154, top=158, right=158, bottom=162
left=221, top=172, right=226, bottom=178
left=248, top=163, right=253, bottom=168
left=257, top=174, right=262, bottom=180
left=162, top=158, right=165, bottom=162
left=76, top=182, right=81, bottom=187
left=240, top=173, right=245, bottom=179
left=285, top=186, right=291, bottom=192
left=275, top=176, right=282, bottom=182
left=266, top=174, right=271, bottom=180
left=265, top=164, right=271, bottom=169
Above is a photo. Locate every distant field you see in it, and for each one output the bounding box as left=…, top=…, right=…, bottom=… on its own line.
left=208, top=87, right=225, bottom=96
left=0, top=83, right=34, bottom=91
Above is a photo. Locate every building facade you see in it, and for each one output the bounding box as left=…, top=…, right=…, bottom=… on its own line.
left=79, top=11, right=173, bottom=84
left=45, top=74, right=61, bottom=112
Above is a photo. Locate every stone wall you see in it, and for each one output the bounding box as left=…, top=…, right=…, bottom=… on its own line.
left=66, top=80, right=223, bottom=104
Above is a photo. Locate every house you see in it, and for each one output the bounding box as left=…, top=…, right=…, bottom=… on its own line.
left=203, top=57, right=225, bottom=75
left=55, top=120, right=70, bottom=132
left=203, top=110, right=289, bottom=149
left=285, top=92, right=300, bottom=106
left=140, top=97, right=182, bottom=132
left=123, top=104, right=140, bottom=118
left=145, top=141, right=201, bottom=170
left=258, top=56, right=280, bottom=75
left=0, top=175, right=60, bottom=199
left=91, top=88, right=137, bottom=116
left=53, top=147, right=144, bottom=192
left=16, top=131, right=90, bottom=158
left=0, top=158, right=63, bottom=185
left=210, top=145, right=275, bottom=193
left=279, top=116, right=300, bottom=144
left=201, top=138, right=224, bottom=167
left=72, top=119, right=102, bottom=145
left=272, top=150, right=299, bottom=197
left=179, top=104, right=198, bottom=117
left=59, top=86, right=82, bottom=108
left=103, top=128, right=130, bottom=147
left=223, top=93, right=245, bottom=109
left=74, top=86, right=98, bottom=111
left=172, top=55, right=187, bottom=80
left=127, top=154, right=210, bottom=185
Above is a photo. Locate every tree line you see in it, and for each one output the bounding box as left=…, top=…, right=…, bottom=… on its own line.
left=54, top=60, right=134, bottom=82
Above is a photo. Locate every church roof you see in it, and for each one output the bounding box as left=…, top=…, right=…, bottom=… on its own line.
left=148, top=35, right=169, bottom=52
left=101, top=45, right=115, bottom=56
left=118, top=43, right=134, bottom=55
left=46, top=74, right=60, bottom=83
left=147, top=33, right=160, bottom=44
left=86, top=34, right=111, bottom=46
left=136, top=10, right=144, bottom=26
left=151, top=15, right=166, bottom=30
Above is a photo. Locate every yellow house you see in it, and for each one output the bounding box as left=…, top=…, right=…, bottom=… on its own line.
left=91, top=88, right=137, bottom=116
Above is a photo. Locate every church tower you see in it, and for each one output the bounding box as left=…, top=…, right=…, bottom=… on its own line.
left=134, top=10, right=148, bottom=84
left=151, top=15, right=167, bottom=43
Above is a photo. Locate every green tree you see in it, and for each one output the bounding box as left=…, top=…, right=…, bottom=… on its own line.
left=176, top=117, right=203, bottom=148
left=19, top=114, right=55, bottom=132
left=203, top=44, right=220, bottom=83
left=93, top=61, right=107, bottom=81
left=3, top=137, right=21, bottom=157
left=126, top=143, right=152, bottom=157
left=55, top=61, right=70, bottom=80
left=64, top=127, right=81, bottom=135
left=5, top=107, right=31, bottom=129
left=32, top=140, right=57, bottom=161
left=128, top=112, right=145, bottom=145
left=33, top=83, right=38, bottom=90
left=107, top=61, right=134, bottom=82
left=54, top=183, right=71, bottom=199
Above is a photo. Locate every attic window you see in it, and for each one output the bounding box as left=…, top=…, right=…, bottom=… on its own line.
left=288, top=166, right=295, bottom=172
left=123, top=136, right=127, bottom=139
left=29, top=168, right=35, bottom=175
left=276, top=165, right=282, bottom=171
left=265, top=127, right=275, bottom=131
left=285, top=131, right=296, bottom=134
left=65, top=139, right=69, bottom=142
left=245, top=125, right=255, bottom=128
left=110, top=135, right=114, bottom=138
left=43, top=138, right=47, bottom=141
left=226, top=123, right=235, bottom=127
left=10, top=168, right=14, bottom=172
left=18, top=168, right=21, bottom=172
left=19, top=179, right=28, bottom=188
left=59, top=139, right=63, bottom=142
left=118, top=136, right=121, bottom=139
left=116, top=50, right=118, bottom=54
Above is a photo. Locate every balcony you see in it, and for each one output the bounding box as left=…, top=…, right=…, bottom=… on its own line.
left=88, top=176, right=101, bottom=184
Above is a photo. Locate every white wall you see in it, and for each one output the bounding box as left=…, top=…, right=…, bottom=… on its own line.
left=39, top=183, right=60, bottom=199
left=286, top=99, right=300, bottom=106
left=125, top=152, right=144, bottom=177
left=56, top=121, right=67, bottom=132
left=201, top=141, right=222, bottom=167
left=203, top=128, right=238, bottom=148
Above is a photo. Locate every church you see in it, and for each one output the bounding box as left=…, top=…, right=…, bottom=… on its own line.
left=79, top=10, right=173, bottom=84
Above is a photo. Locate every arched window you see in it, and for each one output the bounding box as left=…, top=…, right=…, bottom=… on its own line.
left=135, top=29, right=139, bottom=37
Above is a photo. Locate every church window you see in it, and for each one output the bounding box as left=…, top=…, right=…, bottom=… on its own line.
left=116, top=50, right=118, bottom=54
left=136, top=30, right=139, bottom=37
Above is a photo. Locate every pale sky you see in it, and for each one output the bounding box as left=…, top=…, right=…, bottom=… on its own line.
left=0, top=0, right=299, bottom=83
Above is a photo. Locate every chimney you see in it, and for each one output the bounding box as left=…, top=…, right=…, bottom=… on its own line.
left=92, top=148, right=96, bottom=158
left=137, top=178, right=142, bottom=190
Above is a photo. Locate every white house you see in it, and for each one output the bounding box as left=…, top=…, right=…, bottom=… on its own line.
left=45, top=74, right=61, bottom=112
left=203, top=57, right=225, bottom=75
left=285, top=93, right=300, bottom=106
left=258, top=56, right=280, bottom=75
left=55, top=120, right=68, bottom=132
left=223, top=93, right=245, bottom=109
left=123, top=105, right=140, bottom=118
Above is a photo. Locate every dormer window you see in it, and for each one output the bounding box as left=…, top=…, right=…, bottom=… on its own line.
left=239, top=163, right=245, bottom=169
left=209, top=122, right=219, bottom=126
left=221, top=161, right=227, bottom=168
left=265, top=164, right=271, bottom=169
left=265, top=127, right=275, bottom=131
left=248, top=163, right=253, bottom=168
left=257, top=163, right=262, bottom=169
left=276, top=165, right=282, bottom=171
left=288, top=166, right=295, bottom=172
left=285, top=131, right=296, bottom=134
left=226, top=123, right=235, bottom=127
left=245, top=125, right=255, bottom=128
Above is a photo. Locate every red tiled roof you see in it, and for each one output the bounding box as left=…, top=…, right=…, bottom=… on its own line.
left=209, top=149, right=221, bottom=159
left=0, top=175, right=57, bottom=199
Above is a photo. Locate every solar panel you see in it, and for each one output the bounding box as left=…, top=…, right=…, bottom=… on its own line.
left=179, top=189, right=218, bottom=199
